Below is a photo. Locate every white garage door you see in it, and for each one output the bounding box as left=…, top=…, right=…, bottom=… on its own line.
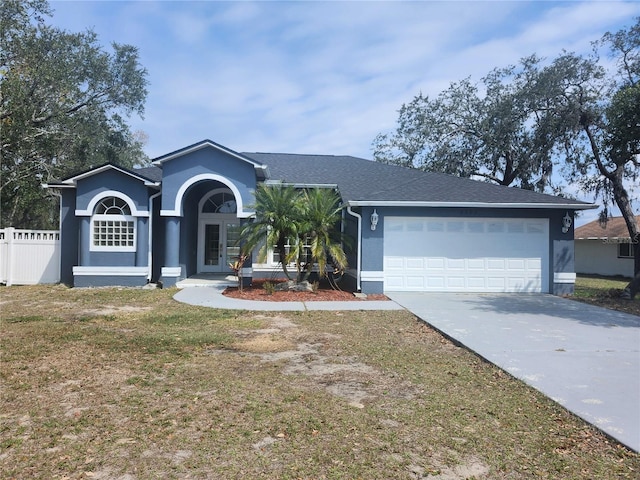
left=384, top=217, right=549, bottom=293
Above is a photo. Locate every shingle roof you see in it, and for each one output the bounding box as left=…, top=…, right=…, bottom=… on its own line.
left=575, top=216, right=640, bottom=239
left=242, top=152, right=594, bottom=208
left=135, top=165, right=163, bottom=182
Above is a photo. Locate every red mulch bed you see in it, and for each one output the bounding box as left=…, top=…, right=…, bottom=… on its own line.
left=223, top=279, right=389, bottom=302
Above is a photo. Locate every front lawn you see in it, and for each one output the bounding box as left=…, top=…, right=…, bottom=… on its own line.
left=573, top=274, right=640, bottom=316
left=1, top=285, right=638, bottom=479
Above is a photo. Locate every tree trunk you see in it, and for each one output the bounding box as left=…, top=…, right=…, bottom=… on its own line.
left=611, top=179, right=639, bottom=300
left=276, top=238, right=292, bottom=280
left=621, top=232, right=640, bottom=300
left=583, top=123, right=639, bottom=299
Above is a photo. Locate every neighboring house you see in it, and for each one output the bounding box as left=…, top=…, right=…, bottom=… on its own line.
left=575, top=216, right=639, bottom=278
left=45, top=139, right=595, bottom=295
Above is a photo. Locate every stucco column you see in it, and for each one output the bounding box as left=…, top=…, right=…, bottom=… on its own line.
left=165, top=216, right=180, bottom=266
left=79, top=217, right=91, bottom=266
left=239, top=218, right=252, bottom=287
left=161, top=216, right=181, bottom=286
left=136, top=217, right=148, bottom=266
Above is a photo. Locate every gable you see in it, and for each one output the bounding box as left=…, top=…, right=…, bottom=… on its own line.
left=75, top=168, right=152, bottom=216
left=153, top=140, right=268, bottom=179
left=156, top=142, right=259, bottom=217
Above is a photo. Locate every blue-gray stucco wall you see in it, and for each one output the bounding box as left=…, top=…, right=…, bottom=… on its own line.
left=59, top=189, right=78, bottom=286
left=76, top=169, right=150, bottom=213
left=159, top=147, right=257, bottom=216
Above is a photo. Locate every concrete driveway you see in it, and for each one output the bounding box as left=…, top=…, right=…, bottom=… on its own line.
left=386, top=292, right=640, bottom=453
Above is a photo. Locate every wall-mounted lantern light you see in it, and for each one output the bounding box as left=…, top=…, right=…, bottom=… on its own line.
left=370, top=209, right=379, bottom=231
left=562, top=211, right=572, bottom=233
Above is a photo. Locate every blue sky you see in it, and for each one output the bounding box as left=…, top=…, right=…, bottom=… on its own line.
left=48, top=1, right=640, bottom=223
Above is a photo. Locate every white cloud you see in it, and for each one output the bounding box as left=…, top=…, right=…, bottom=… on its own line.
left=49, top=0, right=640, bottom=207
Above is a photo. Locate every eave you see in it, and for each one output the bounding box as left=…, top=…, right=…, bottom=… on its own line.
left=50, top=164, right=160, bottom=188
left=346, top=200, right=598, bottom=210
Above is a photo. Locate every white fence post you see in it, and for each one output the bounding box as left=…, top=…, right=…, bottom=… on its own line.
left=0, top=228, right=61, bottom=285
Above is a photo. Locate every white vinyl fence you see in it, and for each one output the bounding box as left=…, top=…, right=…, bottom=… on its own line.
left=0, top=228, right=61, bottom=286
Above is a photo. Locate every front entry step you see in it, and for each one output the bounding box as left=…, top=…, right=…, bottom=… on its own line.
left=176, top=273, right=238, bottom=288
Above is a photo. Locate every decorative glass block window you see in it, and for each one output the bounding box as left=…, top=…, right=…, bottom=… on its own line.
left=91, top=197, right=136, bottom=251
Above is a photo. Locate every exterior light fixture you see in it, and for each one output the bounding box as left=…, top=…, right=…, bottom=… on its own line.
left=370, top=209, right=379, bottom=231
left=562, top=211, right=572, bottom=234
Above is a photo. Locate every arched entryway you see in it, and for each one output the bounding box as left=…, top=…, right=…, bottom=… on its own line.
left=196, top=188, right=241, bottom=273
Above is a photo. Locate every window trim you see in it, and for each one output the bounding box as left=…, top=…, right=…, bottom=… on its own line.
left=618, top=241, right=637, bottom=259
left=90, top=196, right=137, bottom=252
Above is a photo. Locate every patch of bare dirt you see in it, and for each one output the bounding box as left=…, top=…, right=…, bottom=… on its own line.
left=228, top=314, right=419, bottom=409
left=81, top=305, right=152, bottom=316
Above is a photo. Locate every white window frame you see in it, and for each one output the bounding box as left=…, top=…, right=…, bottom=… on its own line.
left=618, top=241, right=637, bottom=259
left=90, top=197, right=137, bottom=252
left=269, top=235, right=312, bottom=267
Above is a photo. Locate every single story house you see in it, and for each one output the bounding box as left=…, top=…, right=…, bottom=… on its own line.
left=575, top=216, right=639, bottom=278
left=45, top=139, right=596, bottom=295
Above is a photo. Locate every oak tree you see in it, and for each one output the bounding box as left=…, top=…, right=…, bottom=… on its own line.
left=0, top=0, right=149, bottom=228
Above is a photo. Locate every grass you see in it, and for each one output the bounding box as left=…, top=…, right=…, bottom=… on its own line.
left=573, top=274, right=640, bottom=316
left=1, top=284, right=638, bottom=479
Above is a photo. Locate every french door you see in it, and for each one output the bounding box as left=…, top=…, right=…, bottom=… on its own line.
left=197, top=219, right=241, bottom=273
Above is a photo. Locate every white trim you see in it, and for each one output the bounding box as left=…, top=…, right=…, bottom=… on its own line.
left=264, top=180, right=338, bottom=189
left=161, top=267, right=182, bottom=277
left=60, top=164, right=156, bottom=186
left=346, top=207, right=362, bottom=291
left=161, top=173, right=253, bottom=218
left=73, top=266, right=148, bottom=276
left=554, top=272, right=577, bottom=284
left=198, top=187, right=238, bottom=214
left=152, top=140, right=264, bottom=169
left=90, top=215, right=137, bottom=252
left=42, top=183, right=76, bottom=189
left=76, top=190, right=149, bottom=217
left=361, top=270, right=384, bottom=282
left=347, top=200, right=597, bottom=210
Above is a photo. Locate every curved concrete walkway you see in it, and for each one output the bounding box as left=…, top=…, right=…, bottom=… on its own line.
left=173, top=285, right=403, bottom=311
left=174, top=285, right=639, bottom=452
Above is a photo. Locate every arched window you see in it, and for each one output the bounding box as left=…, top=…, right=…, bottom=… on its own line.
left=91, top=196, right=136, bottom=251
left=201, top=191, right=237, bottom=214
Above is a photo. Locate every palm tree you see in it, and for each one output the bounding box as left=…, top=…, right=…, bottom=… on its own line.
left=240, top=185, right=348, bottom=286
left=239, top=184, right=302, bottom=281
left=295, top=188, right=348, bottom=282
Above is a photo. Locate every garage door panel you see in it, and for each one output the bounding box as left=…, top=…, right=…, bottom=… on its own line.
left=384, top=217, right=549, bottom=293
left=488, top=277, right=506, bottom=289
left=467, top=259, right=485, bottom=270
left=447, top=258, right=465, bottom=269
left=447, top=277, right=466, bottom=288
left=427, top=258, right=445, bottom=269
left=406, top=276, right=425, bottom=288
left=406, top=258, right=424, bottom=269
left=384, top=257, right=404, bottom=270
left=507, top=259, right=526, bottom=270
left=384, top=276, right=404, bottom=288
left=487, top=259, right=506, bottom=270
left=527, top=258, right=542, bottom=269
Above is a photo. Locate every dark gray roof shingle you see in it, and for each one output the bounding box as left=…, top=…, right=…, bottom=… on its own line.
left=134, top=165, right=163, bottom=182
left=242, top=152, right=592, bottom=207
